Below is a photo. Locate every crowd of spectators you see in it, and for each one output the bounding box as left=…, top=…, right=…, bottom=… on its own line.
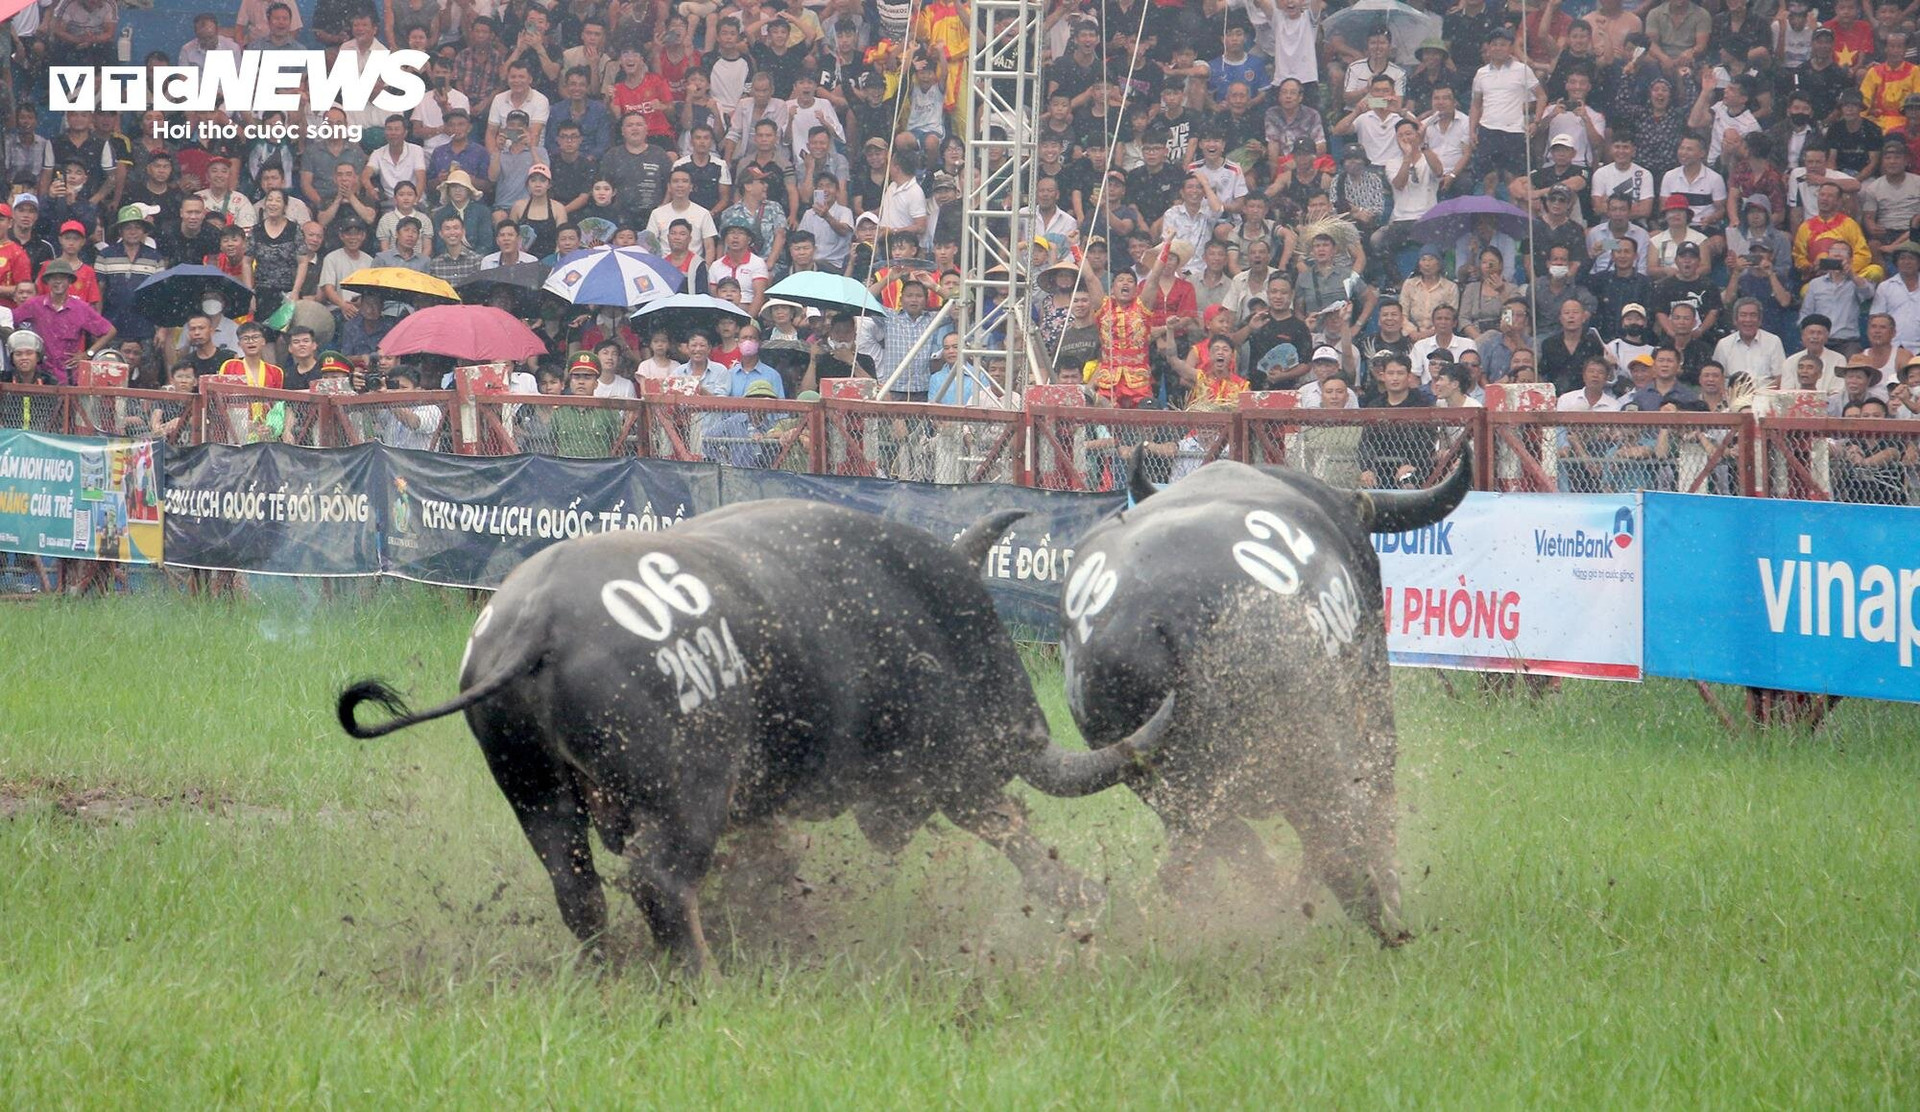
left=0, top=0, right=1918, bottom=475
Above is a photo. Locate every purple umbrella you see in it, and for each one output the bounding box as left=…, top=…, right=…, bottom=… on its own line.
left=1412, top=196, right=1531, bottom=245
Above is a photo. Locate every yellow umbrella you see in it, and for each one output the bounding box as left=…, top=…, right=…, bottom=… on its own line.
left=340, top=267, right=461, bottom=307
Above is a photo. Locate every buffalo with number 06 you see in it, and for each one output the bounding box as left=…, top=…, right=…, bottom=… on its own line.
left=337, top=501, right=1173, bottom=975
left=1061, top=447, right=1471, bottom=945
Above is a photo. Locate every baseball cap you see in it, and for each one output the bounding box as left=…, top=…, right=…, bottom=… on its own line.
left=12, top=192, right=39, bottom=210
left=1548, top=134, right=1576, bottom=150
left=864, top=136, right=888, bottom=150
left=1663, top=194, right=1692, bottom=211
left=528, top=163, right=551, bottom=178
left=1675, top=242, right=1702, bottom=258
left=58, top=220, right=86, bottom=236
left=1620, top=302, right=1647, bottom=319
left=1311, top=345, right=1341, bottom=362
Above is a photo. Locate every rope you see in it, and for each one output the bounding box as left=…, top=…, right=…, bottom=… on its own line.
left=1044, top=0, right=1154, bottom=375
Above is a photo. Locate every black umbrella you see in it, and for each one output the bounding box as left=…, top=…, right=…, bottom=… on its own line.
left=456, top=261, right=554, bottom=319
left=629, top=293, right=752, bottom=337
left=756, top=338, right=813, bottom=378
left=133, top=265, right=253, bottom=327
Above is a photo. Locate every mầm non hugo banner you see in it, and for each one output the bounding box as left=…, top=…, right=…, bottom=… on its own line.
left=1643, top=493, right=1920, bottom=703
left=382, top=450, right=722, bottom=588
left=1375, top=491, right=1644, bottom=680
left=0, top=429, right=164, bottom=563
left=162, top=442, right=380, bottom=575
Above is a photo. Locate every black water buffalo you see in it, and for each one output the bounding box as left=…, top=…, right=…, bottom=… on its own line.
left=339, top=500, right=1172, bottom=973
left=1061, top=448, right=1471, bottom=944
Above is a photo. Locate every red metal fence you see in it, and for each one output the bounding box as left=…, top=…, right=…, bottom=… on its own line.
left=6, top=382, right=1917, bottom=503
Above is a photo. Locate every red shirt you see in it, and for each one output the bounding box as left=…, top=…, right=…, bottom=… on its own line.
left=653, top=48, right=703, bottom=98
left=1141, top=275, right=1198, bottom=332
left=1823, top=18, right=1875, bottom=67
left=0, top=241, right=32, bottom=304
left=612, top=74, right=675, bottom=140
left=34, top=259, right=102, bottom=307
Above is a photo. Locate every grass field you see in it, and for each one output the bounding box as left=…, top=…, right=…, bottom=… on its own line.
left=3, top=586, right=1917, bottom=1108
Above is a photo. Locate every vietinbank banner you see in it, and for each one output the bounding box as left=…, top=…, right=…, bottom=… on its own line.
left=1375, top=492, right=1644, bottom=680
left=1644, top=493, right=1920, bottom=703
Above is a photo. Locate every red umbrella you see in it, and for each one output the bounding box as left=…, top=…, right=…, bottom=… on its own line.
left=378, top=305, right=549, bottom=362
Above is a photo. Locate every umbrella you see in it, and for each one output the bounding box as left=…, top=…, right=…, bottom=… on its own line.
left=1412, top=195, right=1531, bottom=245
left=764, top=272, right=888, bottom=318
left=629, top=293, right=752, bottom=336
left=340, top=266, right=461, bottom=307
left=457, top=261, right=554, bottom=318
left=757, top=338, right=813, bottom=379
left=1322, top=0, right=1443, bottom=67
left=132, top=264, right=253, bottom=327
left=261, top=298, right=337, bottom=346
left=378, top=305, right=550, bottom=362
left=543, top=246, right=685, bottom=309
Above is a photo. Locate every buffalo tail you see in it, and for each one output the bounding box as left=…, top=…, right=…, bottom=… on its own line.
left=337, top=656, right=534, bottom=739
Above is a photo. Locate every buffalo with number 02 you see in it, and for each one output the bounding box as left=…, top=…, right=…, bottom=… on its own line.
left=1062, top=447, right=1472, bottom=945
left=337, top=500, right=1173, bottom=975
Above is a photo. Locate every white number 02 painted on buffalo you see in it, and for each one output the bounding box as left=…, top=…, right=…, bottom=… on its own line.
left=601, top=553, right=712, bottom=641
left=1232, top=510, right=1316, bottom=595
left=1063, top=551, right=1117, bottom=643
left=1233, top=510, right=1359, bottom=658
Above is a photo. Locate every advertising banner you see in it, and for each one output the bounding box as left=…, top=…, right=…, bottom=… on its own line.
left=716, top=470, right=1125, bottom=633
left=382, top=450, right=720, bottom=588
left=1376, top=491, right=1644, bottom=680
left=162, top=443, right=381, bottom=575
left=0, top=429, right=164, bottom=563
left=1644, top=493, right=1920, bottom=703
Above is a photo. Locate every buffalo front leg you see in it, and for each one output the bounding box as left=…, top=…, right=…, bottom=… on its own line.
left=945, top=794, right=1101, bottom=910
left=479, top=745, right=608, bottom=952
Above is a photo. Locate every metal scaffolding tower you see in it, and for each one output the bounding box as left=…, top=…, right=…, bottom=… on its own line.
left=958, top=0, right=1042, bottom=393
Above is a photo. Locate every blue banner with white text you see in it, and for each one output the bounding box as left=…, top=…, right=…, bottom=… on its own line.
left=1644, top=493, right=1920, bottom=703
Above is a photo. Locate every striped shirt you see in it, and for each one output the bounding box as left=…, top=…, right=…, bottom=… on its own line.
left=880, top=306, right=939, bottom=394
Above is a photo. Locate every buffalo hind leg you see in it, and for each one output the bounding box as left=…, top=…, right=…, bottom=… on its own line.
left=1282, top=797, right=1407, bottom=947
left=478, top=741, right=608, bottom=954
left=945, top=794, right=1100, bottom=910
left=624, top=782, right=730, bottom=977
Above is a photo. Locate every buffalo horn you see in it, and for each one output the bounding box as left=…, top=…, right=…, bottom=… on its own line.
left=1353, top=443, right=1473, bottom=534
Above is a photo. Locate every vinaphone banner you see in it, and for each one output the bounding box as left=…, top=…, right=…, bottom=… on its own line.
left=0, top=428, right=164, bottom=563
left=1643, top=492, right=1920, bottom=703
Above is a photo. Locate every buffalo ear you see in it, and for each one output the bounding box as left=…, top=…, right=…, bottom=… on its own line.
left=1127, top=444, right=1156, bottom=504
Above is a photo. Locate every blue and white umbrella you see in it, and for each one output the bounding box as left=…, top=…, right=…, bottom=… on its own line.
left=542, top=246, right=686, bottom=308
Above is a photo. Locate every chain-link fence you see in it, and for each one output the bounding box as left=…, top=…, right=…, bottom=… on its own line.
left=648, top=395, right=820, bottom=471
left=331, top=391, right=458, bottom=453
left=470, top=396, right=647, bottom=458
left=822, top=399, right=1023, bottom=483
left=68, top=387, right=203, bottom=445
left=1490, top=411, right=1751, bottom=495
left=1028, top=405, right=1235, bottom=491
left=200, top=383, right=335, bottom=447
left=1243, top=407, right=1479, bottom=490
left=1756, top=417, right=1920, bottom=504
left=0, top=385, right=69, bottom=433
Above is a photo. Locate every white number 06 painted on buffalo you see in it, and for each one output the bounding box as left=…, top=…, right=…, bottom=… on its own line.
left=1063, top=550, right=1117, bottom=643
left=601, top=554, right=748, bottom=713
left=601, top=552, right=712, bottom=640
left=1234, top=510, right=1360, bottom=658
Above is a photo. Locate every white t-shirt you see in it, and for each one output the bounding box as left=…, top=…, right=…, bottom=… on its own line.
left=488, top=89, right=552, bottom=133
left=1422, top=112, right=1472, bottom=176
left=413, top=89, right=472, bottom=154
left=798, top=203, right=854, bottom=267
left=367, top=143, right=428, bottom=200
left=592, top=375, right=638, bottom=398
left=1472, top=60, right=1540, bottom=133
left=711, top=252, right=772, bottom=292
left=1556, top=389, right=1624, bottom=412
left=647, top=201, right=718, bottom=248
left=1542, top=106, right=1606, bottom=167
left=1788, top=167, right=1857, bottom=215
left=878, top=177, right=928, bottom=232
left=1704, top=102, right=1761, bottom=166
left=1658, top=164, right=1728, bottom=223
left=1352, top=111, right=1402, bottom=165
left=1590, top=161, right=1655, bottom=208
left=1267, top=8, right=1321, bottom=87
left=1385, top=153, right=1440, bottom=223
left=1344, top=61, right=1406, bottom=98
